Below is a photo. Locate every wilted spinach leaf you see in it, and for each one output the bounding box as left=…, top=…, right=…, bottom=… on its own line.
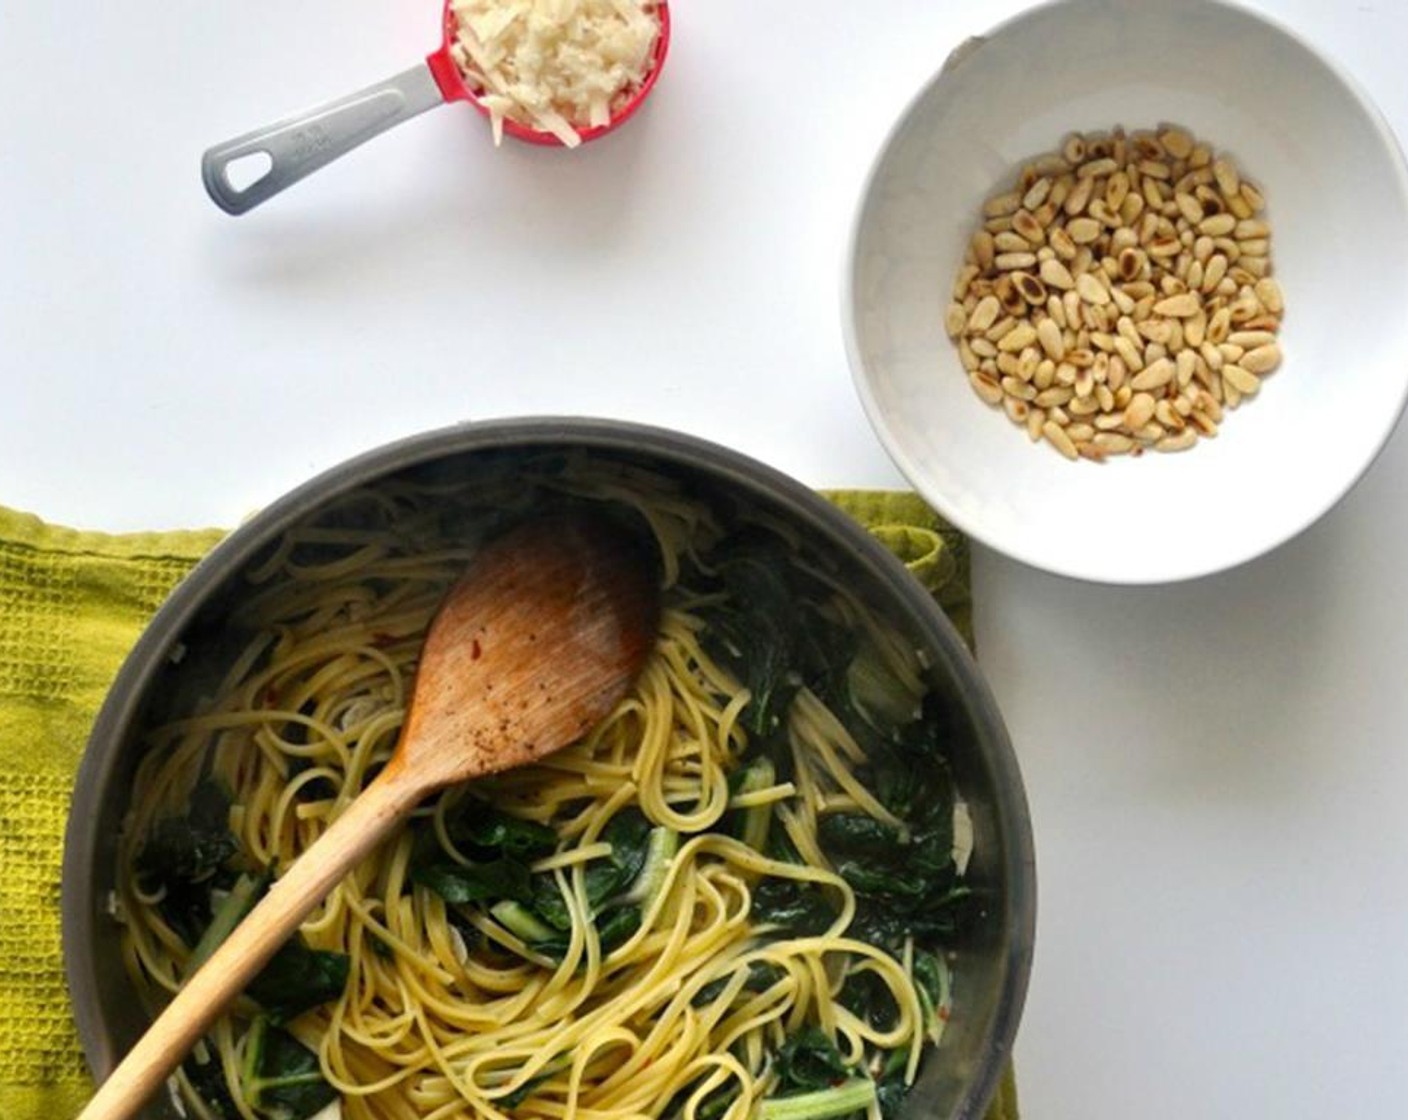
left=838, top=967, right=899, bottom=1033
left=816, top=813, right=904, bottom=857
left=910, top=950, right=949, bottom=1034
left=155, top=878, right=226, bottom=949
left=241, top=1018, right=338, bottom=1120
left=137, top=779, right=237, bottom=887
left=448, top=805, right=558, bottom=860
left=528, top=902, right=641, bottom=962
left=845, top=880, right=973, bottom=949
left=137, top=779, right=242, bottom=949
left=772, top=1027, right=852, bottom=1095
left=246, top=938, right=351, bottom=1023
left=182, top=1047, right=239, bottom=1119
left=582, top=809, right=651, bottom=906
left=698, top=535, right=807, bottom=743
left=750, top=829, right=839, bottom=936
left=597, top=905, right=642, bottom=950
left=750, top=875, right=837, bottom=937
left=414, top=858, right=532, bottom=906
left=874, top=1048, right=910, bottom=1120
left=529, top=873, right=574, bottom=931
left=411, top=803, right=557, bottom=928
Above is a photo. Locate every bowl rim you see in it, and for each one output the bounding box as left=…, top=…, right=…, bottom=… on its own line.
left=61, top=415, right=1036, bottom=1119
left=841, top=0, right=1408, bottom=585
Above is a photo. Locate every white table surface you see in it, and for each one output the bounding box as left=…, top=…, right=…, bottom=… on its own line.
left=5, top=0, right=1408, bottom=1116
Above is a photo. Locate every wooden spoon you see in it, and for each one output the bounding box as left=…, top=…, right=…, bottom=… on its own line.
left=80, top=512, right=660, bottom=1120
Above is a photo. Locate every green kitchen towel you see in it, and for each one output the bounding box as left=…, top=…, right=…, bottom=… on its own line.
left=0, top=495, right=1016, bottom=1120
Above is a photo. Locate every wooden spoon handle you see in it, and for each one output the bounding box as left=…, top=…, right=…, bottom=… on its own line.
left=79, top=766, right=428, bottom=1120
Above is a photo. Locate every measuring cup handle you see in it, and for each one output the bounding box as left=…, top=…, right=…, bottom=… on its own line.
left=201, top=62, right=445, bottom=215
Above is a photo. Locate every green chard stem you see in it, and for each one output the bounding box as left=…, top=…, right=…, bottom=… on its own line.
left=758, top=1079, right=878, bottom=1120
left=189, top=869, right=270, bottom=972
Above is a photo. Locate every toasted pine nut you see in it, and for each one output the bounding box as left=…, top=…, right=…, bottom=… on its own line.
left=1013, top=271, right=1048, bottom=305
left=1124, top=392, right=1157, bottom=429
left=972, top=230, right=996, bottom=269
left=1043, top=419, right=1079, bottom=459
left=997, top=322, right=1039, bottom=353
left=984, top=191, right=1022, bottom=218
left=1185, top=312, right=1207, bottom=349
left=1023, top=177, right=1052, bottom=211
left=1254, top=278, right=1284, bottom=315
left=1078, top=157, right=1119, bottom=179
left=1110, top=334, right=1142, bottom=373
left=1197, top=213, right=1237, bottom=237
left=1000, top=375, right=1036, bottom=401
left=1040, top=258, right=1076, bottom=291
left=1048, top=227, right=1078, bottom=260
left=1036, top=318, right=1065, bottom=361
left=1155, top=399, right=1187, bottom=431
left=1156, top=429, right=1198, bottom=452
left=1129, top=357, right=1175, bottom=391
left=1201, top=254, right=1228, bottom=294
left=1241, top=343, right=1282, bottom=375
left=1067, top=217, right=1103, bottom=244
left=995, top=252, right=1038, bottom=271
left=970, top=372, right=1004, bottom=405
left=1152, top=292, right=1200, bottom=317
left=1159, top=127, right=1193, bottom=159
left=1013, top=210, right=1046, bottom=245
left=1076, top=273, right=1110, bottom=305
left=1222, top=364, right=1260, bottom=395
left=1207, top=306, right=1232, bottom=344
left=1176, top=349, right=1199, bottom=388
left=1171, top=191, right=1205, bottom=224
left=1212, top=158, right=1241, bottom=198
left=967, top=295, right=1001, bottom=333
left=1003, top=395, right=1031, bottom=424
left=1035, top=385, right=1074, bottom=408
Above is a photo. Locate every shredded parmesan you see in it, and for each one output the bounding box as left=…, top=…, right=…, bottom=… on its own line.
left=449, top=0, right=660, bottom=147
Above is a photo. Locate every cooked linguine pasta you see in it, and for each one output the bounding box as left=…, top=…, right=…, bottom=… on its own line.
left=116, top=457, right=970, bottom=1120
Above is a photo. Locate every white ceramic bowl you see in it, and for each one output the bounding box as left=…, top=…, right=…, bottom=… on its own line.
left=844, top=0, right=1408, bottom=584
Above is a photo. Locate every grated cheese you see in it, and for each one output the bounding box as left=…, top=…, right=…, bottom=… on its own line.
left=449, top=0, right=660, bottom=148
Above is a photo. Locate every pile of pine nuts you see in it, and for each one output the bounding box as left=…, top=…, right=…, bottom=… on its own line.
left=945, top=125, right=1283, bottom=460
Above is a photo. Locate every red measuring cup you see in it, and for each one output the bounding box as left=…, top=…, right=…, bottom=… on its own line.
left=202, top=0, right=671, bottom=215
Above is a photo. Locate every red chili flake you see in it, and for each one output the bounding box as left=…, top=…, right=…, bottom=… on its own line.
left=471, top=638, right=482, bottom=660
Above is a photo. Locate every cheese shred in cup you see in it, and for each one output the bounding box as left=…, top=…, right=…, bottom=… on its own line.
left=449, top=0, right=661, bottom=148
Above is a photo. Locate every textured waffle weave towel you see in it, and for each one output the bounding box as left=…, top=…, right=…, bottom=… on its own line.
left=0, top=494, right=1017, bottom=1120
